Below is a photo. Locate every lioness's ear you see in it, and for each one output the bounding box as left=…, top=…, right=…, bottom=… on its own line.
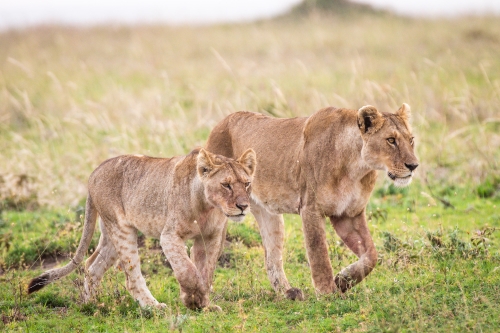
left=237, top=149, right=257, bottom=177
left=396, top=103, right=411, bottom=121
left=357, top=105, right=384, bottom=134
left=197, top=149, right=216, bottom=178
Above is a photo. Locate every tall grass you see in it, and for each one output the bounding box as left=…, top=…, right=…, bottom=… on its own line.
left=1, top=15, right=499, bottom=207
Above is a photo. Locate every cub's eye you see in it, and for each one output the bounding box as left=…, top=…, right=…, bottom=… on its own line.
left=245, top=182, right=251, bottom=188
left=410, top=137, right=415, bottom=146
left=222, top=183, right=231, bottom=189
left=387, top=138, right=396, bottom=145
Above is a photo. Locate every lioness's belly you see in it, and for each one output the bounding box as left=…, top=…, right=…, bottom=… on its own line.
left=251, top=190, right=301, bottom=215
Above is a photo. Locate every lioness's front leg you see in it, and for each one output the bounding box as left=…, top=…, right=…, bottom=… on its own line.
left=160, top=231, right=209, bottom=310
left=301, top=207, right=337, bottom=294
left=330, top=212, right=377, bottom=292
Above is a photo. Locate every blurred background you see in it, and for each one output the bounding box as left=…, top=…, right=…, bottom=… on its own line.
left=0, top=0, right=499, bottom=208
left=1, top=0, right=500, bottom=29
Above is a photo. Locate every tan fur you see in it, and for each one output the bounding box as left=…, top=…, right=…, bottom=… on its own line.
left=28, top=148, right=256, bottom=310
left=205, top=104, right=418, bottom=298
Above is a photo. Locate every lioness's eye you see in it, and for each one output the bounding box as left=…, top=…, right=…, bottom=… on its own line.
left=387, top=138, right=396, bottom=145
left=410, top=137, right=415, bottom=145
left=222, top=183, right=231, bottom=189
left=245, top=182, right=251, bottom=188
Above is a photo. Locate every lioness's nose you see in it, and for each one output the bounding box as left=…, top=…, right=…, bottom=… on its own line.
left=405, top=163, right=419, bottom=171
left=236, top=203, right=248, bottom=211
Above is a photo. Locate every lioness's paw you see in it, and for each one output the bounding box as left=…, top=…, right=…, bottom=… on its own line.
left=334, top=273, right=353, bottom=293
left=285, top=288, right=304, bottom=301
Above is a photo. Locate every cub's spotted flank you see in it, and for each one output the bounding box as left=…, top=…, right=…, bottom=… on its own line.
left=28, top=148, right=256, bottom=310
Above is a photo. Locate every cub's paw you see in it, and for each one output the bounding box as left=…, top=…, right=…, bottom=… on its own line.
left=156, top=302, right=167, bottom=309
left=285, top=288, right=304, bottom=301
left=180, top=290, right=209, bottom=310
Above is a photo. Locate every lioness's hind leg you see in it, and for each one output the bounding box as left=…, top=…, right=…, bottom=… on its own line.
left=251, top=202, right=304, bottom=301
left=84, top=224, right=118, bottom=302
left=106, top=222, right=163, bottom=308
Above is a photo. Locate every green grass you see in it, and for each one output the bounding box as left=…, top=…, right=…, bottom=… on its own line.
left=0, top=209, right=98, bottom=269
left=1, top=5, right=500, bottom=332
left=1, top=183, right=499, bottom=332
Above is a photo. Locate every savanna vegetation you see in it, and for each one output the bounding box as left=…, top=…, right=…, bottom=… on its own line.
left=1, top=1, right=499, bottom=331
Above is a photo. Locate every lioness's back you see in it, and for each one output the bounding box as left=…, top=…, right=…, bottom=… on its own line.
left=207, top=111, right=307, bottom=158
left=206, top=111, right=308, bottom=214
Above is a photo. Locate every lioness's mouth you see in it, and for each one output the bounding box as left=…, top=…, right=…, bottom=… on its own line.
left=225, top=213, right=246, bottom=218
left=226, top=213, right=247, bottom=222
left=387, top=172, right=412, bottom=180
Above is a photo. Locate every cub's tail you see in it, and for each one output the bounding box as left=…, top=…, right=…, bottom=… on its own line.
left=28, top=194, right=98, bottom=294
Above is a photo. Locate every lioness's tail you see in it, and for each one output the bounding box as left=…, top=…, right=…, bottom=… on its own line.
left=28, top=194, right=98, bottom=294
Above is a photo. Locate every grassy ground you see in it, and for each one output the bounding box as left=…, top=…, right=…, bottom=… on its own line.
left=1, top=7, right=500, bottom=333
left=1, top=185, right=499, bottom=332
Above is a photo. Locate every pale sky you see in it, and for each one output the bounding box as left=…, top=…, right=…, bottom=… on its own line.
left=0, top=0, right=499, bottom=30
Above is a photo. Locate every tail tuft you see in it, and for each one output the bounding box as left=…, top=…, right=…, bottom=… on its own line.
left=28, top=274, right=50, bottom=294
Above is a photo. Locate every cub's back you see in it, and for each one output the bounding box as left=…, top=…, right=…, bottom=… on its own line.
left=87, top=154, right=187, bottom=225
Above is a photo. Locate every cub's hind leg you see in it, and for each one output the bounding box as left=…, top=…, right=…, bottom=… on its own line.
left=84, top=222, right=118, bottom=302
left=105, top=220, right=165, bottom=308
left=251, top=201, right=304, bottom=301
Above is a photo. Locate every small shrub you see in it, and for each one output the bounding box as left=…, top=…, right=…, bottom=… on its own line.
left=0, top=174, right=39, bottom=211
left=375, top=183, right=409, bottom=198
left=35, top=292, right=70, bottom=308
left=381, top=231, right=405, bottom=252
left=426, top=227, right=498, bottom=259
left=476, top=177, right=499, bottom=198
left=79, top=303, right=98, bottom=316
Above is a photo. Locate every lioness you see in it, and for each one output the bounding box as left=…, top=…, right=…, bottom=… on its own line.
left=28, top=148, right=256, bottom=310
left=205, top=104, right=418, bottom=300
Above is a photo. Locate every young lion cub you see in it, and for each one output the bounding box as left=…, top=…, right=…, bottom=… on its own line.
left=28, top=148, right=256, bottom=310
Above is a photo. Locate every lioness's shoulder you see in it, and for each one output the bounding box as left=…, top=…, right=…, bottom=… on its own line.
left=303, top=107, right=357, bottom=137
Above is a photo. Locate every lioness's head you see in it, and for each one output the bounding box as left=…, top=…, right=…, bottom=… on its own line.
left=197, top=148, right=256, bottom=222
left=357, top=103, right=419, bottom=187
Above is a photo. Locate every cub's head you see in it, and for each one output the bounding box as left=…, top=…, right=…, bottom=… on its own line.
left=197, top=148, right=256, bottom=222
left=357, top=103, right=419, bottom=187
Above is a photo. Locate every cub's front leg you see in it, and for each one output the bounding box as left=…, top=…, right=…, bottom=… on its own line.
left=160, top=230, right=209, bottom=310
left=189, top=220, right=226, bottom=311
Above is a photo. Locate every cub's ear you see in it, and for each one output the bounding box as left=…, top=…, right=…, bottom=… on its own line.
left=237, top=148, right=257, bottom=177
left=197, top=149, right=216, bottom=178
left=396, top=103, right=411, bottom=121
left=357, top=105, right=384, bottom=134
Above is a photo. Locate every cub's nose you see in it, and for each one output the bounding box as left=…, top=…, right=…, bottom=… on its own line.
left=405, top=163, right=419, bottom=171
left=236, top=203, right=248, bottom=212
